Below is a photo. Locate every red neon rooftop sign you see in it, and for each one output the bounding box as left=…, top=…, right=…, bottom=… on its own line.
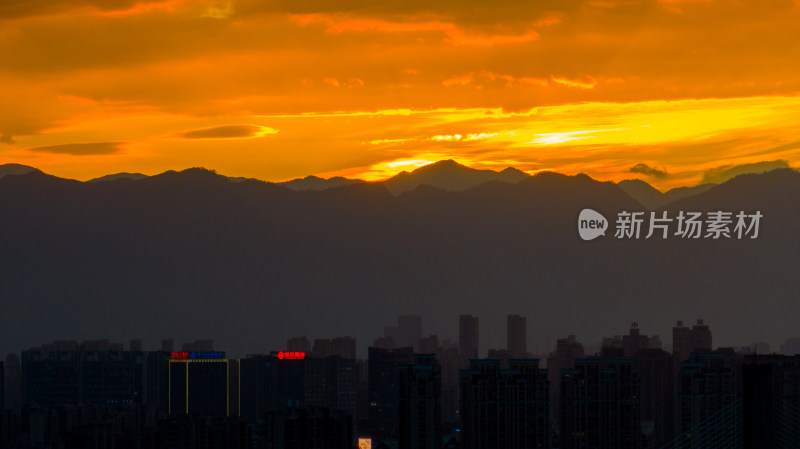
left=277, top=351, right=305, bottom=360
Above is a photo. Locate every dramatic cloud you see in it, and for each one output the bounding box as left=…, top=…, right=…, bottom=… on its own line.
left=0, top=0, right=173, bottom=20
left=0, top=134, right=15, bottom=144
left=180, top=125, right=278, bottom=139
left=0, top=0, right=799, bottom=185
left=701, top=160, right=793, bottom=184
left=26, top=142, right=124, bottom=155
left=629, top=163, right=667, bottom=178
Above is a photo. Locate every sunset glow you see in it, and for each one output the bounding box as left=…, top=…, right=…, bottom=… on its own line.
left=1, top=0, right=799, bottom=189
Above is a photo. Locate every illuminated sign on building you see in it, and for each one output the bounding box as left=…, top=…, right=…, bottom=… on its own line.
left=170, top=351, right=224, bottom=360
left=358, top=438, right=372, bottom=449
left=277, top=351, right=305, bottom=360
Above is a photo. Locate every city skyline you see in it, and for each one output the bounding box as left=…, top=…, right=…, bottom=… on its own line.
left=6, top=319, right=800, bottom=447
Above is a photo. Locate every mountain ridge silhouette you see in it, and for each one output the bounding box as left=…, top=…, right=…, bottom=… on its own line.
left=1, top=166, right=797, bottom=357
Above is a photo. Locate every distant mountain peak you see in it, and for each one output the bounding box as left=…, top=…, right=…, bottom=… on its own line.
left=89, top=172, right=148, bottom=183
left=279, top=174, right=362, bottom=191
left=419, top=159, right=463, bottom=169
left=617, top=178, right=719, bottom=209
left=0, top=163, right=42, bottom=179
left=383, top=159, right=530, bottom=195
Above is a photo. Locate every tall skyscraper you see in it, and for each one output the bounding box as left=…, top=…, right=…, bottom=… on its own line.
left=673, top=319, right=713, bottom=362
left=634, top=349, right=674, bottom=449
left=367, top=346, right=414, bottom=446
left=398, top=354, right=442, bottom=449
left=621, top=322, right=661, bottom=357
left=239, top=354, right=304, bottom=420
left=507, top=314, right=527, bottom=358
left=22, top=341, right=144, bottom=407
left=3, top=354, right=21, bottom=410
left=287, top=336, right=312, bottom=353
left=438, top=346, right=461, bottom=425
left=678, top=350, right=737, bottom=437
left=460, top=358, right=550, bottom=449
left=459, top=314, right=479, bottom=360
left=417, top=335, right=440, bottom=354
left=547, top=335, right=585, bottom=431
left=561, top=358, right=641, bottom=449
left=690, top=319, right=712, bottom=353
left=332, top=337, right=357, bottom=359
left=398, top=315, right=423, bottom=349
left=741, top=354, right=800, bottom=448
left=312, top=339, right=333, bottom=358
left=168, top=351, right=230, bottom=417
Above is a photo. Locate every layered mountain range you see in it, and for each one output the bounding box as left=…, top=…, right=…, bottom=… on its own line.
left=0, top=161, right=797, bottom=356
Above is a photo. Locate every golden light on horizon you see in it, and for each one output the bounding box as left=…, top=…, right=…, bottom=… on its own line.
left=1, top=0, right=799, bottom=190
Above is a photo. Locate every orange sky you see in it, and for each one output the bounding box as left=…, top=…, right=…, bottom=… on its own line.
left=1, top=0, right=799, bottom=190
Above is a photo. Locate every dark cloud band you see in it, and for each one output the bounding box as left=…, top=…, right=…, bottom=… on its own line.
left=180, top=125, right=274, bottom=139
left=629, top=163, right=667, bottom=178
left=27, top=141, right=124, bottom=155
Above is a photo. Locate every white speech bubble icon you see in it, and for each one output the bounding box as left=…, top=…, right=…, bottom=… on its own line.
left=578, top=209, right=608, bottom=241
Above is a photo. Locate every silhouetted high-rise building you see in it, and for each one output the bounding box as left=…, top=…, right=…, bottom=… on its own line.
left=265, top=407, right=353, bottom=449
left=417, top=335, right=440, bottom=354
left=145, top=351, right=170, bottom=412
left=22, top=341, right=144, bottom=407
left=678, top=350, right=738, bottom=437
left=672, top=321, right=692, bottom=362
left=673, top=319, right=713, bottom=363
left=398, top=354, right=442, bottom=449
left=398, top=315, right=423, bottom=349
left=3, top=354, right=21, bottom=410
left=634, top=349, right=674, bottom=449
left=507, top=314, right=527, bottom=358
left=691, top=319, right=712, bottom=353
left=780, top=337, right=800, bottom=355
left=486, top=349, right=513, bottom=369
left=304, top=356, right=357, bottom=416
left=332, top=337, right=356, bottom=359
left=373, top=336, right=397, bottom=350
left=310, top=337, right=356, bottom=359
left=367, top=346, right=414, bottom=446
left=742, top=361, right=773, bottom=449
left=0, top=361, right=3, bottom=410
left=459, top=315, right=479, bottom=360
left=460, top=358, right=550, bottom=449
left=621, top=322, right=661, bottom=357
left=161, top=339, right=174, bottom=353
left=741, top=354, right=800, bottom=448
left=240, top=354, right=303, bottom=420
left=168, top=351, right=230, bottom=417
left=439, top=346, right=461, bottom=425
left=287, top=336, right=312, bottom=353
left=239, top=353, right=357, bottom=421
left=547, top=335, right=585, bottom=430
left=561, top=358, right=641, bottom=449
left=313, top=339, right=333, bottom=358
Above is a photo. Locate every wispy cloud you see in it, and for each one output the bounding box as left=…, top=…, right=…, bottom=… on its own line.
left=180, top=124, right=277, bottom=139
left=26, top=141, right=124, bottom=155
